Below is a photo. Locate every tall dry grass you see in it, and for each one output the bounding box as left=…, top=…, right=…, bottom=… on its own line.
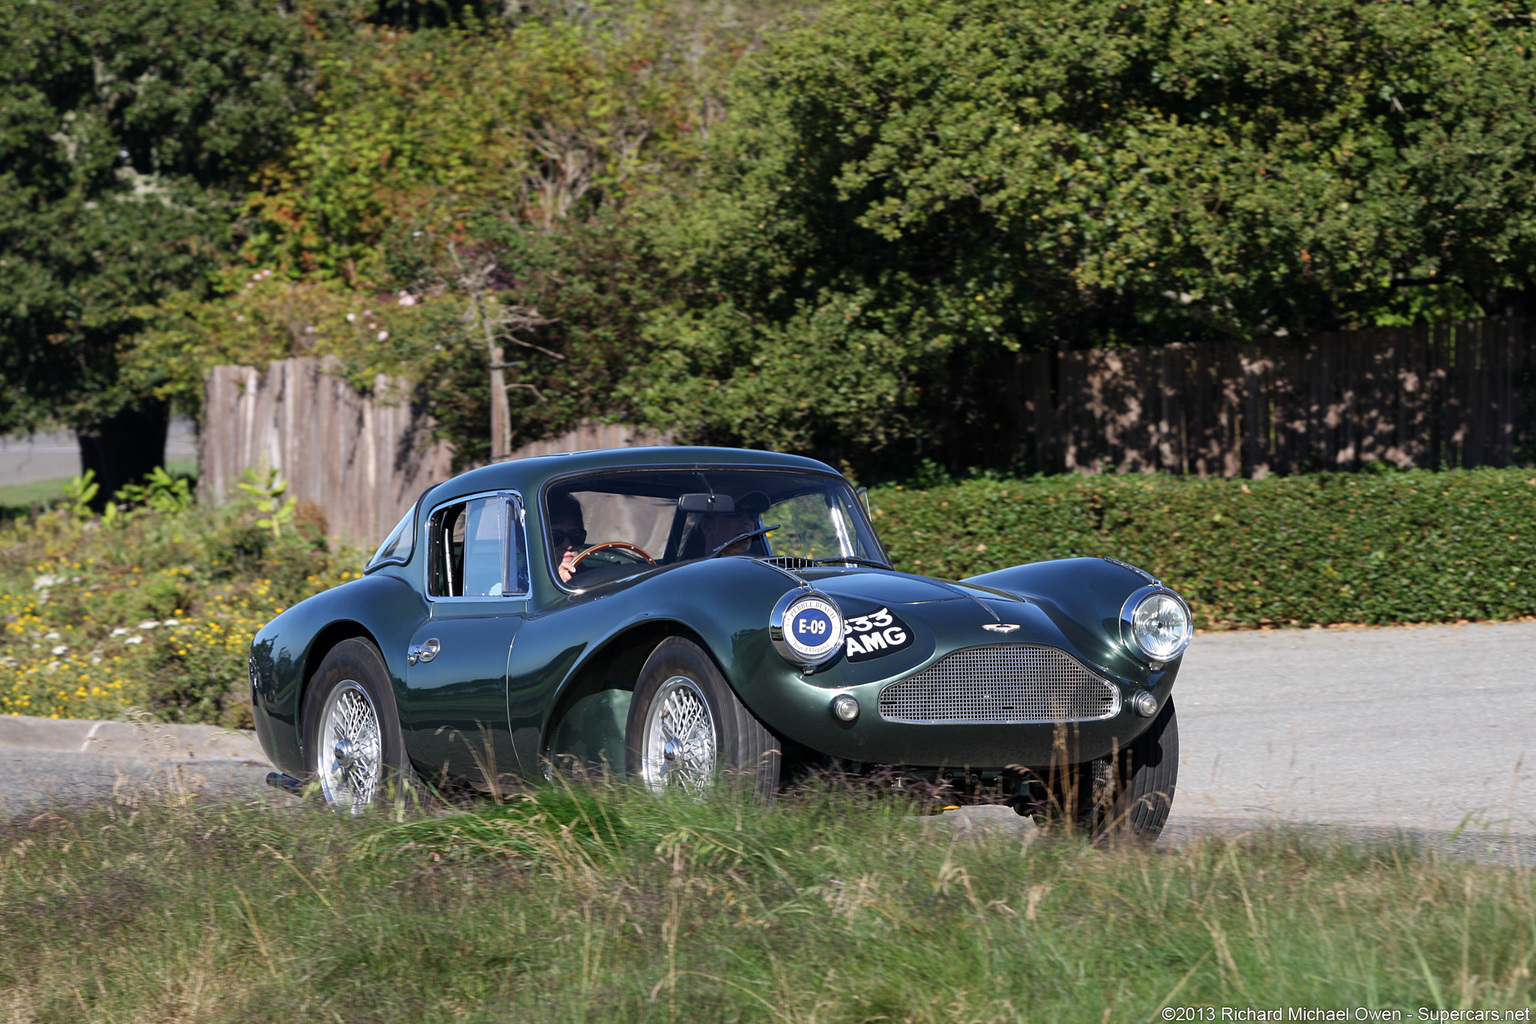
left=0, top=775, right=1531, bottom=1023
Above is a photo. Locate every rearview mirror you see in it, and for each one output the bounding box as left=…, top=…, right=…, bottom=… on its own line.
left=677, top=493, right=735, bottom=514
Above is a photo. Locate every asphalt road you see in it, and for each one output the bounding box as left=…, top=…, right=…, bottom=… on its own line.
left=3, top=623, right=1532, bottom=856
left=1160, top=619, right=1535, bottom=859
left=0, top=419, right=198, bottom=488
left=0, top=717, right=270, bottom=815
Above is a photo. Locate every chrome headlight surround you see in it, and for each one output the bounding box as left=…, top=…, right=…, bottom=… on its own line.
left=1119, top=585, right=1193, bottom=666
left=770, top=590, right=845, bottom=668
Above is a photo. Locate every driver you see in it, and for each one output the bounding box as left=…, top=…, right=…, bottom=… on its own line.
left=548, top=492, right=586, bottom=583
left=698, top=492, right=772, bottom=557
left=699, top=511, right=758, bottom=557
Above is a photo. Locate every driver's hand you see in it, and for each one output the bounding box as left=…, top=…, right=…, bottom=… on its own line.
left=558, top=549, right=577, bottom=583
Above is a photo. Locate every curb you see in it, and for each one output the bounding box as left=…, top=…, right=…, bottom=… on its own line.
left=0, top=713, right=264, bottom=762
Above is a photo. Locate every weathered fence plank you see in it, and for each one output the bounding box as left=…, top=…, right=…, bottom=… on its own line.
left=201, top=361, right=453, bottom=548
left=1033, top=317, right=1530, bottom=478
left=201, top=359, right=672, bottom=547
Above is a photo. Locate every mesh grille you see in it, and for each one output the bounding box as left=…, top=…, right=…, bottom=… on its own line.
left=877, top=644, right=1120, bottom=724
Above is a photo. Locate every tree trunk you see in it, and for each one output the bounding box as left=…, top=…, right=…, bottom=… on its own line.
left=489, top=344, right=510, bottom=461
left=76, top=400, right=169, bottom=510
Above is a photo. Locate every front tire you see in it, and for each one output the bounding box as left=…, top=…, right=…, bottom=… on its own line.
left=302, top=638, right=412, bottom=813
left=1032, top=698, right=1179, bottom=843
left=1085, top=697, right=1179, bottom=842
left=624, top=637, right=780, bottom=797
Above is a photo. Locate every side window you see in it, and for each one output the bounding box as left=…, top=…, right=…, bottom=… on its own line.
left=428, top=495, right=525, bottom=598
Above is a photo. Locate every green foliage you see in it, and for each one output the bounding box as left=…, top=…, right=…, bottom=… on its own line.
left=0, top=494, right=358, bottom=725
left=870, top=466, right=1536, bottom=629
left=0, top=0, right=314, bottom=433
left=245, top=6, right=714, bottom=284
left=125, top=2, right=757, bottom=458
left=61, top=470, right=99, bottom=518
left=113, top=466, right=194, bottom=516
left=236, top=466, right=297, bottom=538
left=631, top=0, right=1536, bottom=473
left=0, top=784, right=1531, bottom=1018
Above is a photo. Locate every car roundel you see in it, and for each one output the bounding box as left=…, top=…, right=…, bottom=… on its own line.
left=777, top=593, right=843, bottom=664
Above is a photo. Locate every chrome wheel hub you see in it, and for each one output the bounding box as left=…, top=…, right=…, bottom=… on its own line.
left=640, top=676, right=717, bottom=795
left=317, top=680, right=382, bottom=813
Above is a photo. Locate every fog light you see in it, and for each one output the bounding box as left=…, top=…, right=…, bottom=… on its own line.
left=831, top=694, right=859, bottom=722
left=1133, top=690, right=1158, bottom=718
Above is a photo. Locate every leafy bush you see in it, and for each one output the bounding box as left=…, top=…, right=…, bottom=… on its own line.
left=870, top=466, right=1536, bottom=629
left=0, top=485, right=363, bottom=726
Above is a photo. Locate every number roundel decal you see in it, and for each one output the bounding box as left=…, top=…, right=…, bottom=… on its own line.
left=781, top=594, right=844, bottom=664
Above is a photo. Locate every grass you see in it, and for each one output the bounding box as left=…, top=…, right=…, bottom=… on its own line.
left=1, top=777, right=1531, bottom=1022
left=0, top=461, right=197, bottom=518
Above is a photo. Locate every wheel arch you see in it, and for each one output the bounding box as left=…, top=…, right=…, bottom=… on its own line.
left=541, top=619, right=713, bottom=771
left=298, top=621, right=390, bottom=747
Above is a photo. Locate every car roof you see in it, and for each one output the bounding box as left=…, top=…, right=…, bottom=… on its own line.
left=422, top=446, right=843, bottom=510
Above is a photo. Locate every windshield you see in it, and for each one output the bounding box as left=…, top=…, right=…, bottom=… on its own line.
left=545, top=468, right=887, bottom=587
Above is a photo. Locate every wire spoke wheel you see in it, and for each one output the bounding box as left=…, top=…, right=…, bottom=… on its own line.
left=317, top=679, right=383, bottom=813
left=639, top=675, right=718, bottom=795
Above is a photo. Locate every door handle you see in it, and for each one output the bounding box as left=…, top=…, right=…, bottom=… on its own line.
left=408, top=638, right=441, bottom=665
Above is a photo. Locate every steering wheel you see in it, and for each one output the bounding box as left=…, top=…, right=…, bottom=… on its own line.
left=569, top=541, right=657, bottom=571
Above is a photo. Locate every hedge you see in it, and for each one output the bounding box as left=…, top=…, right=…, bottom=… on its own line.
left=867, top=467, right=1536, bottom=630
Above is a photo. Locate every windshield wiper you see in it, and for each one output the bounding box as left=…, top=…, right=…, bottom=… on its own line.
left=709, top=524, right=781, bottom=558
left=808, top=556, right=893, bottom=570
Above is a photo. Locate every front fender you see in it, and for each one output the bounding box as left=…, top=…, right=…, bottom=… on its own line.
left=964, top=557, right=1167, bottom=678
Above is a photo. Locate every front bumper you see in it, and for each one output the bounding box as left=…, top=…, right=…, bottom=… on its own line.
left=753, top=652, right=1180, bottom=770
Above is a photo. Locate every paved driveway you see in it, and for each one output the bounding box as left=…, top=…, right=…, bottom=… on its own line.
left=3, top=623, right=1532, bottom=854
left=1173, top=620, right=1533, bottom=835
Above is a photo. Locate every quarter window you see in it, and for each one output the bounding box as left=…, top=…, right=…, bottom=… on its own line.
left=365, top=506, right=415, bottom=572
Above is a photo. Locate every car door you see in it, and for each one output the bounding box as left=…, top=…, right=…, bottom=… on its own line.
left=398, top=491, right=529, bottom=790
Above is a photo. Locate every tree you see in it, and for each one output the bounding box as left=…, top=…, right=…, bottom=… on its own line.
left=0, top=0, right=312, bottom=500
left=632, top=0, right=1536, bottom=475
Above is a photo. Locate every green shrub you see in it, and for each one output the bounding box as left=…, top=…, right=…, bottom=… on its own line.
left=0, top=494, right=362, bottom=725
left=869, top=467, right=1536, bottom=629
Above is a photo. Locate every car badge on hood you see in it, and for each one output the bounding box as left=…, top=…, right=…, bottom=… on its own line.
left=982, top=623, right=1021, bottom=634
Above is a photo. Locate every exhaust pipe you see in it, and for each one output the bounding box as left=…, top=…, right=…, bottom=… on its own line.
left=265, top=772, right=304, bottom=796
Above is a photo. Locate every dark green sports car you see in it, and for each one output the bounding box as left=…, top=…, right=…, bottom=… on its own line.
left=250, top=446, right=1191, bottom=839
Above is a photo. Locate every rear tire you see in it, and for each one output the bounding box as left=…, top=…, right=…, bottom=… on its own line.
left=302, top=638, right=413, bottom=813
left=624, top=637, right=780, bottom=797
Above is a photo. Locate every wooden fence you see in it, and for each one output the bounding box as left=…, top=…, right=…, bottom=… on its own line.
left=200, top=320, right=1531, bottom=541
left=201, top=361, right=453, bottom=547
left=201, top=359, right=671, bottom=547
left=1016, top=317, right=1534, bottom=477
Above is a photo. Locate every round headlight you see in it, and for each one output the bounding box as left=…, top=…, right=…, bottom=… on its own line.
left=771, top=591, right=845, bottom=667
left=1124, top=589, right=1192, bottom=662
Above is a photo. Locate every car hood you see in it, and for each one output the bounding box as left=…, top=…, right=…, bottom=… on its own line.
left=801, top=568, right=993, bottom=606
left=781, top=561, right=1174, bottom=687
left=783, top=566, right=1129, bottom=683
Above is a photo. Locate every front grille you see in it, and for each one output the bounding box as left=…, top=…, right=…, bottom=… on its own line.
left=877, top=644, right=1120, bottom=724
